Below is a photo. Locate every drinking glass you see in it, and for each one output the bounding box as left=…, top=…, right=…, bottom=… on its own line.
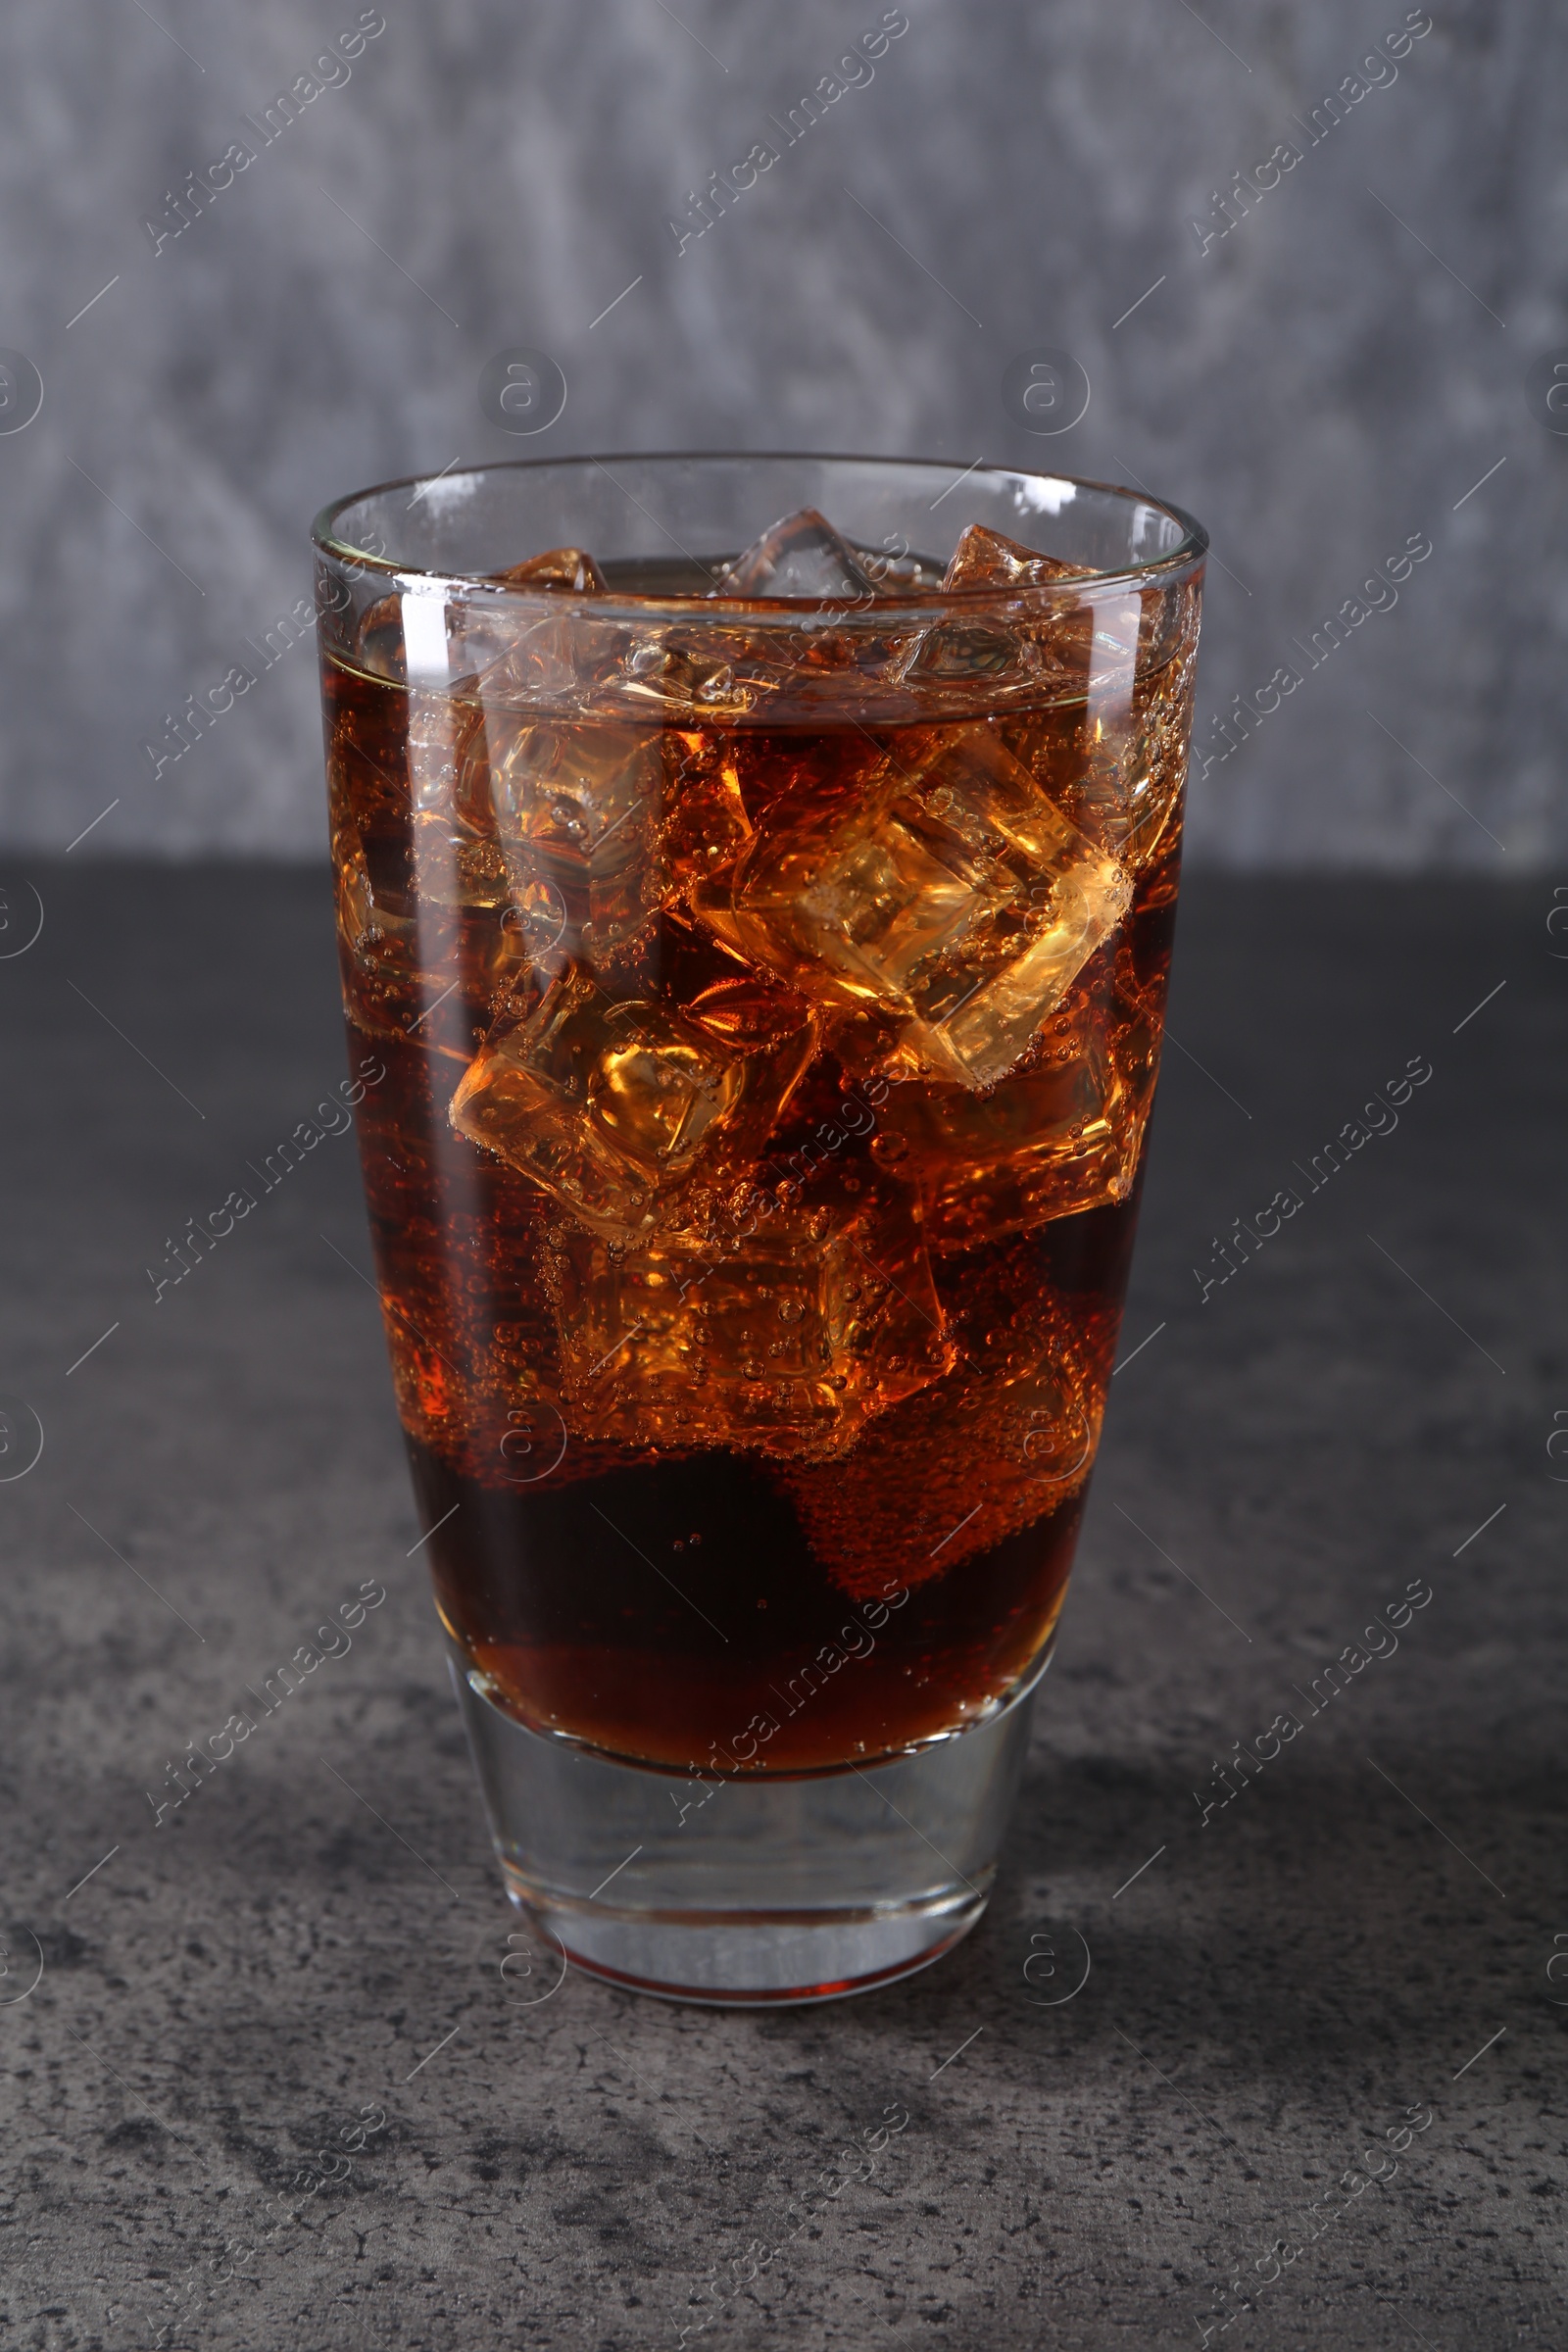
left=312, top=455, right=1205, bottom=2003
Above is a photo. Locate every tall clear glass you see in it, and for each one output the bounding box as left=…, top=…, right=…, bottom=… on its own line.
left=312, top=456, right=1204, bottom=2003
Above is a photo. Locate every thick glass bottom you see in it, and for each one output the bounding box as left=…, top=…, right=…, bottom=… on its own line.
left=448, top=1635, right=1047, bottom=2004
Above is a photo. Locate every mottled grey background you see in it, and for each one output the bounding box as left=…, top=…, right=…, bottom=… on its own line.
left=0, top=0, right=1559, bottom=864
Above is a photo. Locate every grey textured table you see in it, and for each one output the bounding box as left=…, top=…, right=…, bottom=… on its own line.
left=2, top=865, right=1562, bottom=2352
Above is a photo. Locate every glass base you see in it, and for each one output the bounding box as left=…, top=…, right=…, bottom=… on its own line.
left=447, top=1637, right=1046, bottom=2005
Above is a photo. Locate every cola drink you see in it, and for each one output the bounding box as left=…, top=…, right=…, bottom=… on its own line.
left=319, top=500, right=1198, bottom=1784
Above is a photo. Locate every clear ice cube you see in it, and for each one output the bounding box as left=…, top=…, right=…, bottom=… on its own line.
left=455, top=539, right=612, bottom=703
left=553, top=1178, right=952, bottom=1456
left=711, top=508, right=875, bottom=600
left=620, top=628, right=761, bottom=713
left=449, top=963, right=815, bottom=1243
left=896, top=619, right=1035, bottom=687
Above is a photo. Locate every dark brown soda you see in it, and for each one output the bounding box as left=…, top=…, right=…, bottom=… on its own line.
left=324, top=605, right=1184, bottom=1777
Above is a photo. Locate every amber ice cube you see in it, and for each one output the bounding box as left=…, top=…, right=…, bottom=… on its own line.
left=692, top=724, right=1132, bottom=1091
left=490, top=547, right=607, bottom=593
left=332, top=774, right=530, bottom=1067
left=692, top=804, right=989, bottom=1004
left=451, top=534, right=618, bottom=708
left=941, top=523, right=1091, bottom=592
left=552, top=1180, right=953, bottom=1458
left=875, top=957, right=1161, bottom=1250
left=616, top=608, right=857, bottom=718
left=358, top=661, right=507, bottom=908
left=448, top=963, right=815, bottom=1244
left=778, top=1271, right=1101, bottom=1595
left=659, top=728, right=756, bottom=897
left=466, top=715, right=663, bottom=972
left=1093, top=594, right=1200, bottom=870
left=879, top=526, right=1087, bottom=692
left=999, top=580, right=1200, bottom=872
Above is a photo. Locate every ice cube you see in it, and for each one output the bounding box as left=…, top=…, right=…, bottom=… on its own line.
left=490, top=547, right=607, bottom=593
left=449, top=963, right=816, bottom=1243
left=942, top=523, right=1090, bottom=592
left=333, top=845, right=525, bottom=1065
left=876, top=953, right=1160, bottom=1249
left=692, top=807, right=996, bottom=1011
left=400, top=698, right=514, bottom=911
left=460, top=600, right=596, bottom=704
left=1000, top=673, right=1190, bottom=875
left=997, top=586, right=1197, bottom=872
left=896, top=618, right=1034, bottom=687
left=879, top=729, right=1134, bottom=1089
left=335, top=686, right=567, bottom=1046
left=711, top=508, right=875, bottom=601
left=355, top=593, right=407, bottom=683
left=777, top=1265, right=1100, bottom=1595
left=854, top=544, right=948, bottom=594
left=691, top=726, right=1132, bottom=1091
left=660, top=728, right=756, bottom=897
left=552, top=1177, right=952, bottom=1456
left=455, top=542, right=612, bottom=702
left=620, top=628, right=760, bottom=713
left=881, top=526, right=1092, bottom=692
left=414, top=818, right=513, bottom=912
left=1109, top=615, right=1198, bottom=870
left=468, top=715, right=663, bottom=972
left=331, top=719, right=530, bottom=1069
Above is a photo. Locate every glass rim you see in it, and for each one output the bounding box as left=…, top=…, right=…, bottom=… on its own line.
left=310, top=450, right=1208, bottom=612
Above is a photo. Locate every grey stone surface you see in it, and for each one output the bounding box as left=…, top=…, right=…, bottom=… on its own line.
left=0, top=2, right=1561, bottom=863
left=1, top=863, right=1562, bottom=2349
